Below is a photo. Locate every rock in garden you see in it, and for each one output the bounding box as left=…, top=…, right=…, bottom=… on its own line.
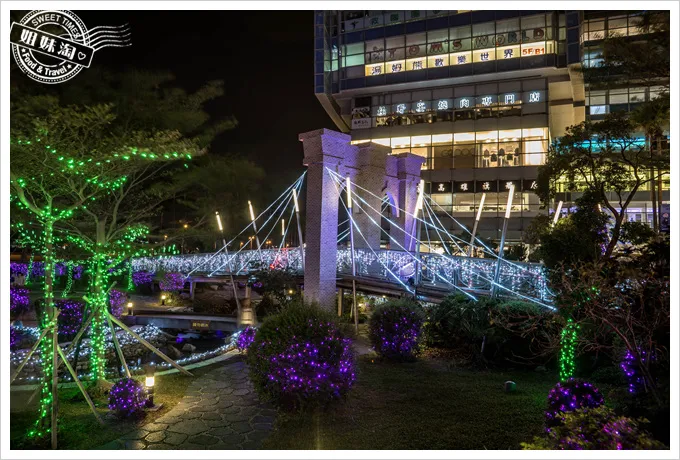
left=168, top=345, right=183, bottom=359
left=181, top=343, right=197, bottom=353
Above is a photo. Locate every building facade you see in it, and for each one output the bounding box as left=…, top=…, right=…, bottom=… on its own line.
left=313, top=10, right=669, bottom=247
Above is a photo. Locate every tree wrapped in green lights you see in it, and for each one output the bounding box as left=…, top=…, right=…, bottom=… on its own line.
left=11, top=72, right=239, bottom=447
left=10, top=100, right=199, bottom=446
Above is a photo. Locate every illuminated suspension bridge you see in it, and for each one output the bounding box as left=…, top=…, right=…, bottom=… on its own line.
left=132, top=170, right=553, bottom=308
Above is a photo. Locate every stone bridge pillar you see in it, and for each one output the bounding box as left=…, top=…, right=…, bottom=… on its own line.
left=299, top=129, right=391, bottom=309
left=385, top=153, right=425, bottom=251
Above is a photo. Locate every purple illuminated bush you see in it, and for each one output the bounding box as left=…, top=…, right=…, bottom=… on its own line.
left=545, top=378, right=604, bottom=428
left=159, top=272, right=185, bottom=292
left=236, top=326, right=257, bottom=352
left=108, top=378, right=147, bottom=417
left=10, top=262, right=28, bottom=276
left=368, top=300, right=425, bottom=361
left=132, top=270, right=154, bottom=287
left=10, top=286, right=31, bottom=317
left=246, top=302, right=356, bottom=409
left=108, top=289, right=126, bottom=318
left=523, top=406, right=666, bottom=450
left=55, top=300, right=84, bottom=338
left=620, top=348, right=657, bottom=395
left=10, top=326, right=19, bottom=349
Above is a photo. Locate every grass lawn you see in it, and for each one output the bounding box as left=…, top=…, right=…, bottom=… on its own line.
left=10, top=370, right=196, bottom=449
left=263, top=355, right=557, bottom=450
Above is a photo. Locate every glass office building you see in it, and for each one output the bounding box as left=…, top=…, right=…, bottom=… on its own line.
left=314, top=10, right=669, bottom=245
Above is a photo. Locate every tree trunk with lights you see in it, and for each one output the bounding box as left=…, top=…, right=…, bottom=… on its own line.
left=88, top=220, right=110, bottom=388
left=28, top=216, right=58, bottom=444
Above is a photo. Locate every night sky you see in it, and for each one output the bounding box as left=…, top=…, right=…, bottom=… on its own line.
left=74, top=10, right=336, bottom=181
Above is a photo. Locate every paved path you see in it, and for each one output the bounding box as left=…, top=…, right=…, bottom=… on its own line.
left=99, top=359, right=276, bottom=450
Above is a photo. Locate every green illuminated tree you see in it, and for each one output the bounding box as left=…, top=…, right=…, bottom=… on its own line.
left=10, top=96, right=199, bottom=442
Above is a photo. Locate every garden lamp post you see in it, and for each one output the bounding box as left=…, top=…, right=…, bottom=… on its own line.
left=127, top=301, right=134, bottom=316
left=144, top=364, right=157, bottom=408
left=161, top=294, right=166, bottom=306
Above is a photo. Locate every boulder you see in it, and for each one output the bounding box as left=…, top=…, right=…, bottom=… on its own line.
left=181, top=343, right=197, bottom=353
left=167, top=345, right=183, bottom=359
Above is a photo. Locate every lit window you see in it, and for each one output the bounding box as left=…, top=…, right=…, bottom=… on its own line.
left=589, top=105, right=607, bottom=115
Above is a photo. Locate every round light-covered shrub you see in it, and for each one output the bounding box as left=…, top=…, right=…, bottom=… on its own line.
left=10, top=286, right=31, bottom=317
left=545, top=378, right=604, bottom=428
left=159, top=272, right=185, bottom=292
left=108, top=378, right=147, bottom=417
left=246, top=302, right=356, bottom=409
left=10, top=326, right=19, bottom=349
left=236, top=326, right=256, bottom=352
left=132, top=270, right=154, bottom=287
left=368, top=299, right=424, bottom=361
left=55, top=299, right=84, bottom=339
left=523, top=406, right=666, bottom=450
left=108, top=289, right=126, bottom=318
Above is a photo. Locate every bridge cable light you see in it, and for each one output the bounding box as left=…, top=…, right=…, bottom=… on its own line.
left=247, top=200, right=264, bottom=263
left=552, top=201, right=563, bottom=227
left=468, top=193, right=486, bottom=257
left=292, top=187, right=305, bottom=271
left=216, top=210, right=241, bottom=313
left=492, top=184, right=515, bottom=297
left=345, top=175, right=358, bottom=334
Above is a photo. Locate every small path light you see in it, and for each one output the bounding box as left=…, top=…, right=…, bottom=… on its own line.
left=126, top=301, right=134, bottom=316
left=161, top=294, right=166, bottom=306
left=144, top=364, right=162, bottom=410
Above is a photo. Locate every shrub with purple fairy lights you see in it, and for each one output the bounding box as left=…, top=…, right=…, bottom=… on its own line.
left=108, top=289, right=127, bottom=318
left=236, top=326, right=257, bottom=352
left=55, top=300, right=84, bottom=339
left=10, top=262, right=28, bottom=276
left=522, top=406, right=666, bottom=450
left=132, top=270, right=154, bottom=287
left=545, top=378, right=604, bottom=428
left=10, top=261, right=83, bottom=278
left=246, top=302, right=356, bottom=409
left=10, top=326, right=19, bottom=349
left=159, top=272, right=185, bottom=292
left=108, top=378, right=147, bottom=417
left=620, top=348, right=657, bottom=395
left=10, top=286, right=30, bottom=317
left=368, top=300, right=425, bottom=361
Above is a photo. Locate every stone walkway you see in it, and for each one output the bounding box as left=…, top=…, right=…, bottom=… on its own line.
left=99, top=359, right=276, bottom=450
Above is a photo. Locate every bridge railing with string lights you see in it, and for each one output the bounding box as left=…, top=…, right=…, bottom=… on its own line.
left=131, top=171, right=553, bottom=306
